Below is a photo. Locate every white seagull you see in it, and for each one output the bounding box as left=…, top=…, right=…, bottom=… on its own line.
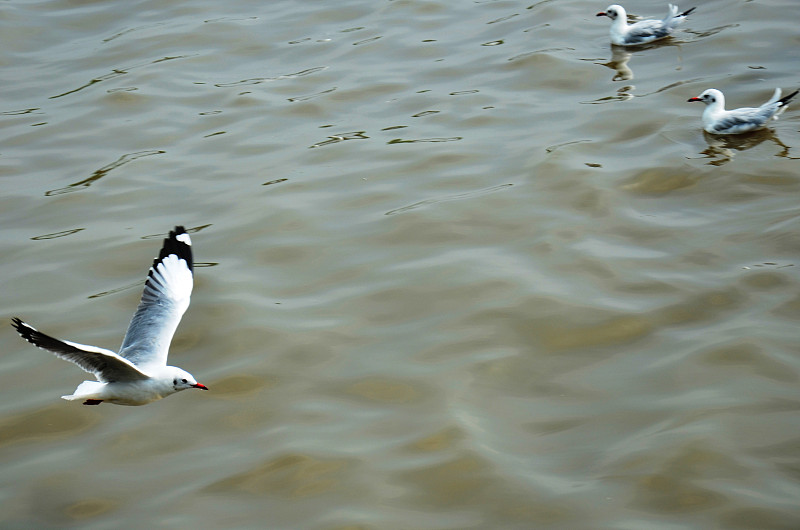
left=12, top=226, right=208, bottom=406
left=688, top=87, right=799, bottom=134
left=597, top=4, right=695, bottom=46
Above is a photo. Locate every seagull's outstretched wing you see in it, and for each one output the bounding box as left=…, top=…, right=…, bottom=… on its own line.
left=118, top=226, right=193, bottom=369
left=11, top=318, right=149, bottom=383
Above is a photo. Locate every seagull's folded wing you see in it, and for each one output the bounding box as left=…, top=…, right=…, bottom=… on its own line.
left=710, top=109, right=767, bottom=133
left=627, top=21, right=667, bottom=41
left=12, top=318, right=149, bottom=383
left=119, top=227, right=193, bottom=368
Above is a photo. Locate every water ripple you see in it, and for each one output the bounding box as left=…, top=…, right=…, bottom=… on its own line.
left=385, top=183, right=513, bottom=216
left=45, top=150, right=165, bottom=196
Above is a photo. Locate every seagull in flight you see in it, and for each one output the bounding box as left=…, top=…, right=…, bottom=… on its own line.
left=688, top=87, right=799, bottom=134
left=12, top=226, right=208, bottom=405
left=597, top=4, right=696, bottom=46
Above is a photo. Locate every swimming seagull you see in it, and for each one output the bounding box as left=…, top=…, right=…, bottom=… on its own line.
left=688, top=87, right=799, bottom=134
left=11, top=226, right=208, bottom=405
left=597, top=4, right=696, bottom=46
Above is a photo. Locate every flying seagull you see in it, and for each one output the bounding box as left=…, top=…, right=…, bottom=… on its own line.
left=12, top=226, right=208, bottom=405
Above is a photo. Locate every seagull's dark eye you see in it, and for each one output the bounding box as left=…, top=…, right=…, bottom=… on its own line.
left=173, top=379, right=178, bottom=385
left=181, top=378, right=188, bottom=383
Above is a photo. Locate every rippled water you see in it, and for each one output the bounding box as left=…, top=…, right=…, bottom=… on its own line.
left=2, top=0, right=800, bottom=528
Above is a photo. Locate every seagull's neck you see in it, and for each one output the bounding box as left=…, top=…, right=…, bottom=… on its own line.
left=705, top=97, right=726, bottom=116
left=143, top=364, right=175, bottom=381
left=702, top=98, right=727, bottom=127
left=612, top=17, right=629, bottom=33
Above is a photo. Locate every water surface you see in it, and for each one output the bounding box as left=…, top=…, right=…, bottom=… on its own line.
left=2, top=0, right=800, bottom=528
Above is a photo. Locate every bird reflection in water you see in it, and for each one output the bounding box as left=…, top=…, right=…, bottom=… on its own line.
left=698, top=129, right=792, bottom=166
left=603, top=45, right=633, bottom=81
left=600, top=41, right=680, bottom=82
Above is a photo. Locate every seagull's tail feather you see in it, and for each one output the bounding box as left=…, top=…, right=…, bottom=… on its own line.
left=773, top=89, right=799, bottom=119
left=777, top=89, right=799, bottom=107
left=764, top=87, right=782, bottom=106
left=62, top=381, right=104, bottom=401
left=666, top=4, right=693, bottom=26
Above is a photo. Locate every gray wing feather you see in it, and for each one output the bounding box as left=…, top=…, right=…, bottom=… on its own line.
left=712, top=108, right=772, bottom=133
left=624, top=21, right=669, bottom=43
left=119, top=227, right=193, bottom=368
left=624, top=4, right=689, bottom=44
left=11, top=318, right=149, bottom=383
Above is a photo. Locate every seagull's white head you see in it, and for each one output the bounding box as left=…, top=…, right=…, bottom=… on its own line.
left=688, top=89, right=725, bottom=108
left=169, top=367, right=208, bottom=392
left=597, top=4, right=626, bottom=20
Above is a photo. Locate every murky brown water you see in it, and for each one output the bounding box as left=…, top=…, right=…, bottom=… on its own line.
left=2, top=0, right=800, bottom=528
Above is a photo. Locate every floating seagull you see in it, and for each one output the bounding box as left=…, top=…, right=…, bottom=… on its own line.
left=688, top=87, right=799, bottom=134
left=12, top=226, right=208, bottom=405
left=597, top=4, right=696, bottom=46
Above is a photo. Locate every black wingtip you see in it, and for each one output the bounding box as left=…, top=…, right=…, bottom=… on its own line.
left=152, top=226, right=193, bottom=273
left=681, top=7, right=696, bottom=17
left=778, top=89, right=799, bottom=107
left=12, top=317, right=47, bottom=352
left=11, top=317, right=36, bottom=344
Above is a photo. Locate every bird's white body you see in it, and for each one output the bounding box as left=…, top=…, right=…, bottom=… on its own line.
left=688, top=88, right=798, bottom=134
left=63, top=380, right=170, bottom=406
left=598, top=4, right=694, bottom=46
left=63, top=367, right=198, bottom=406
left=12, top=227, right=208, bottom=406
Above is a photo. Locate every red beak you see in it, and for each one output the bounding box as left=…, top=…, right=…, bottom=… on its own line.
left=596, top=12, right=608, bottom=17
left=687, top=97, right=701, bottom=102
left=193, top=383, right=209, bottom=390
